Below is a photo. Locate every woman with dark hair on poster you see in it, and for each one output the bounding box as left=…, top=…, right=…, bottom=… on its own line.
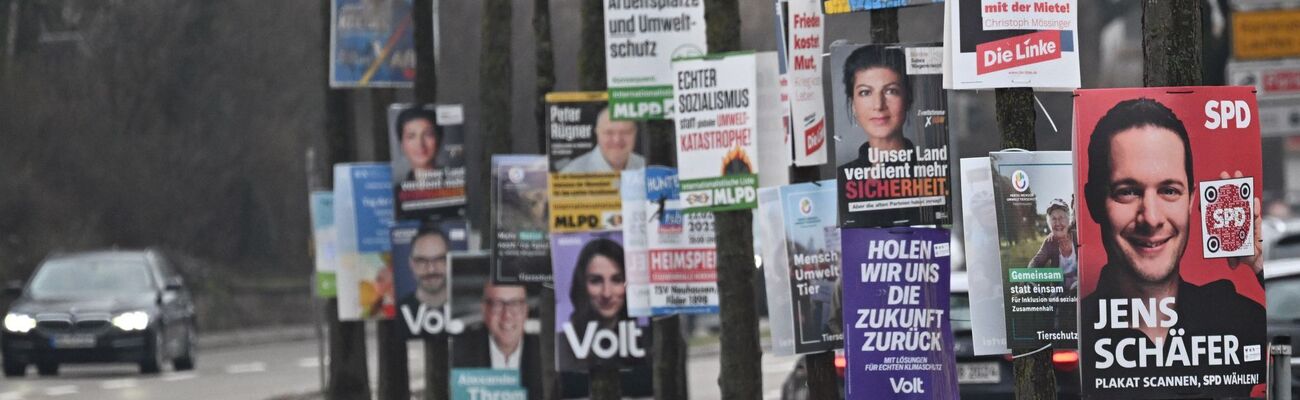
left=837, top=45, right=926, bottom=226
left=394, top=106, right=442, bottom=180
left=568, top=237, right=627, bottom=332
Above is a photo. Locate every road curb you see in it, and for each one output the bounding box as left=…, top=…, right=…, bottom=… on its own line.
left=198, top=324, right=320, bottom=351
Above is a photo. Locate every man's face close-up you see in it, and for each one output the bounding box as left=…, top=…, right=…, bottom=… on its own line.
left=1100, top=126, right=1192, bottom=285
left=595, top=111, right=637, bottom=170
left=482, top=284, right=527, bottom=352
left=409, top=233, right=449, bottom=299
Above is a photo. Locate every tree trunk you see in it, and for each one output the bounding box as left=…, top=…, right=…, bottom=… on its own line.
left=328, top=303, right=372, bottom=400
left=578, top=0, right=606, bottom=91
left=644, top=117, right=686, bottom=400
left=377, top=320, right=410, bottom=400
left=704, top=0, right=761, bottom=398
left=535, top=0, right=555, bottom=147
left=1143, top=0, right=1202, bottom=87
left=413, top=2, right=449, bottom=399
left=995, top=87, right=1055, bottom=399
left=481, top=0, right=513, bottom=247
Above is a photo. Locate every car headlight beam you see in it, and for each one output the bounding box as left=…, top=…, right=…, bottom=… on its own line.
left=111, top=311, right=150, bottom=331
left=3, top=313, right=36, bottom=333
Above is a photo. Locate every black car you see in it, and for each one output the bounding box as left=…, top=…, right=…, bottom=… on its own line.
left=2, top=250, right=197, bottom=376
left=780, top=271, right=1081, bottom=399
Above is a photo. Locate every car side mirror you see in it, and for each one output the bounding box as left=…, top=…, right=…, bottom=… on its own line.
left=3, top=280, right=22, bottom=297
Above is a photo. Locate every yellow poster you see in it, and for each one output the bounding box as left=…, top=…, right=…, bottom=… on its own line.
left=1233, top=9, right=1300, bottom=59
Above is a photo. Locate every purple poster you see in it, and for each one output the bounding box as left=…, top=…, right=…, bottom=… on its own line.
left=551, top=231, right=649, bottom=372
left=841, top=227, right=958, bottom=399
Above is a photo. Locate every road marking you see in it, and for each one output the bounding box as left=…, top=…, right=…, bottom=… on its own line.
left=297, top=357, right=320, bottom=368
left=162, top=372, right=198, bottom=382
left=101, top=378, right=138, bottom=389
left=225, top=362, right=267, bottom=374
left=764, top=389, right=783, bottom=400
left=43, top=386, right=77, bottom=396
left=0, top=390, right=26, bottom=400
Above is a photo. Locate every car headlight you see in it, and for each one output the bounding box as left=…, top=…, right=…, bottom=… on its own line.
left=111, top=311, right=150, bottom=331
left=3, top=313, right=36, bottom=333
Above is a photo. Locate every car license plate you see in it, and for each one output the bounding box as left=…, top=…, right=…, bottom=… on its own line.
left=54, top=334, right=96, bottom=349
left=957, top=362, right=1000, bottom=384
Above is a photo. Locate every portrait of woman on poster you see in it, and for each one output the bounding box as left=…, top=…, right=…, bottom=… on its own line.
left=837, top=45, right=925, bottom=226
left=1028, top=198, right=1079, bottom=291
left=558, top=237, right=636, bottom=368
left=394, top=106, right=442, bottom=180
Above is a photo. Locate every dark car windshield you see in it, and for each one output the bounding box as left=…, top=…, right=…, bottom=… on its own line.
left=1267, top=276, right=1300, bottom=322
left=28, top=258, right=154, bottom=299
left=951, top=293, right=972, bottom=331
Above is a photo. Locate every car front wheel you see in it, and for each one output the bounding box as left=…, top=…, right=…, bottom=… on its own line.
left=172, top=326, right=195, bottom=371
left=35, top=362, right=57, bottom=376
left=139, top=329, right=165, bottom=374
left=2, top=358, right=24, bottom=377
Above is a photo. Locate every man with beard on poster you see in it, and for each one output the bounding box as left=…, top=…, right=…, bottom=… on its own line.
left=1081, top=98, right=1265, bottom=397
left=398, top=227, right=450, bottom=313
left=451, top=281, right=541, bottom=400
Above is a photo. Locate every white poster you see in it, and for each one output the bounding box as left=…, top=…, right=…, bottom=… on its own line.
left=757, top=187, right=797, bottom=356
left=621, top=168, right=653, bottom=317
left=1228, top=59, right=1300, bottom=136
left=959, top=157, right=1009, bottom=355
left=978, top=0, right=1075, bottom=31
left=605, top=0, right=707, bottom=120
left=673, top=52, right=761, bottom=212
left=787, top=0, right=828, bottom=166
left=948, top=0, right=1080, bottom=90
left=757, top=51, right=792, bottom=188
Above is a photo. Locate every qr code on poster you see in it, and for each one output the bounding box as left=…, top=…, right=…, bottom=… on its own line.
left=1199, top=177, right=1255, bottom=259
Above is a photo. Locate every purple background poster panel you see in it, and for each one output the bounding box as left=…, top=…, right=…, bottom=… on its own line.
left=842, top=227, right=958, bottom=398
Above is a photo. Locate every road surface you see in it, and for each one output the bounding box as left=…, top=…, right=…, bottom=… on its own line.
left=0, top=336, right=800, bottom=400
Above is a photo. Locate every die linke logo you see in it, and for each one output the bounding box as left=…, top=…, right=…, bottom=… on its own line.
left=975, top=30, right=1062, bottom=75
left=803, top=118, right=826, bottom=156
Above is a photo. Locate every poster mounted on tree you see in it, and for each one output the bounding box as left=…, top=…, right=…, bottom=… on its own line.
left=334, top=163, right=397, bottom=321
left=758, top=187, right=798, bottom=355
left=988, top=150, right=1077, bottom=350
left=957, top=158, right=1010, bottom=356
left=786, top=0, right=829, bottom=166
left=1074, top=87, right=1267, bottom=399
left=388, top=104, right=468, bottom=220
left=946, top=0, right=1080, bottom=90
left=546, top=92, right=636, bottom=234
left=830, top=43, right=951, bottom=228
left=491, top=155, right=551, bottom=284
left=446, top=252, right=542, bottom=399
left=551, top=231, right=650, bottom=372
left=822, top=0, right=943, bottom=14
left=311, top=191, right=339, bottom=299
left=644, top=167, right=719, bottom=315
left=673, top=52, right=761, bottom=213
left=392, top=219, right=470, bottom=338
left=775, top=180, right=843, bottom=355
left=841, top=227, right=958, bottom=399
left=604, top=0, right=707, bottom=120
left=330, top=0, right=416, bottom=88
left=621, top=168, right=653, bottom=318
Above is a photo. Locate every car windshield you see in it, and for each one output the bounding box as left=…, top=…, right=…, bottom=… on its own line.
left=950, top=293, right=972, bottom=331
left=1266, top=276, right=1300, bottom=322
left=28, top=258, right=154, bottom=299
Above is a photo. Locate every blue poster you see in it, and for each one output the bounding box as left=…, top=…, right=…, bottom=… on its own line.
left=841, top=227, right=957, bottom=399
left=331, top=0, right=416, bottom=87
left=350, top=164, right=396, bottom=253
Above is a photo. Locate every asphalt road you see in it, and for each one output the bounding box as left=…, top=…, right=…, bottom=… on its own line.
left=0, top=335, right=803, bottom=400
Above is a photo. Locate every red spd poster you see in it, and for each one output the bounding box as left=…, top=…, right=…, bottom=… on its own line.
left=1074, top=87, right=1266, bottom=399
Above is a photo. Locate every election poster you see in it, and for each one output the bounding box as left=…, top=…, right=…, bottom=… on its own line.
left=822, top=0, right=943, bottom=14
left=756, top=51, right=792, bottom=188
left=1232, top=8, right=1300, bottom=60
left=776, top=180, right=843, bottom=355
left=389, top=104, right=468, bottom=220
left=841, top=227, right=958, bottom=398
left=604, top=0, right=707, bottom=120
left=989, top=151, right=1077, bottom=350
left=673, top=52, right=761, bottom=212
left=758, top=187, right=799, bottom=355
left=552, top=231, right=650, bottom=372
left=831, top=43, right=951, bottom=228
left=622, top=168, right=653, bottom=317
left=1228, top=59, right=1300, bottom=136
left=786, top=0, right=828, bottom=166
left=958, top=158, right=1010, bottom=355
left=644, top=167, right=720, bottom=315
left=947, top=0, right=1080, bottom=90
left=334, top=163, right=397, bottom=321
left=447, top=252, right=542, bottom=399
left=330, top=0, right=415, bottom=88
left=492, top=155, right=551, bottom=284
left=1074, top=87, right=1267, bottom=398
left=547, top=92, right=636, bottom=233
left=393, top=219, right=471, bottom=338
left=311, top=191, right=339, bottom=299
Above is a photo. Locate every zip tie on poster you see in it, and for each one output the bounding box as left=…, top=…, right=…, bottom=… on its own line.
left=1013, top=344, right=1053, bottom=359
left=1034, top=94, right=1059, bottom=134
